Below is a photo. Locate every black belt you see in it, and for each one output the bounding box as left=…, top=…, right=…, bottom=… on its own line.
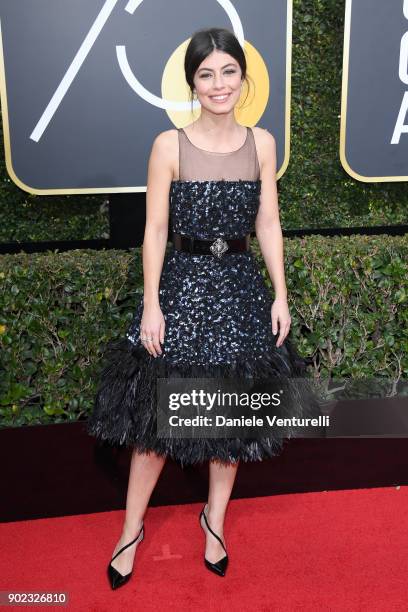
left=172, top=232, right=250, bottom=258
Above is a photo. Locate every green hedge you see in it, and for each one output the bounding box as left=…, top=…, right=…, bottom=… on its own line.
left=0, top=0, right=406, bottom=243
left=1, top=234, right=407, bottom=428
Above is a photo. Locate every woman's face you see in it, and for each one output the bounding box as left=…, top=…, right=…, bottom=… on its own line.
left=193, top=50, right=243, bottom=113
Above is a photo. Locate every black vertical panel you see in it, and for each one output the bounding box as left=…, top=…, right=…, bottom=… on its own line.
left=109, top=193, right=146, bottom=248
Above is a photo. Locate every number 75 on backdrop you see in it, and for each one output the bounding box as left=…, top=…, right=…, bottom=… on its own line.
left=0, top=0, right=292, bottom=195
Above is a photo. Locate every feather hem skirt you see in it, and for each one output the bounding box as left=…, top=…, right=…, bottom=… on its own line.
left=86, top=336, right=324, bottom=467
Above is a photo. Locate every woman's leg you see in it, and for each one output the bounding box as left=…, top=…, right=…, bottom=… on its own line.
left=110, top=450, right=166, bottom=575
left=201, top=460, right=239, bottom=563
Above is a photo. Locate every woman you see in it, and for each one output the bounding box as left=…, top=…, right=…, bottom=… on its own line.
left=86, top=27, right=322, bottom=589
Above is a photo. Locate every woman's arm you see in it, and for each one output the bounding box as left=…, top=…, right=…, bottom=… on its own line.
left=142, top=131, right=173, bottom=305
left=254, top=128, right=291, bottom=347
left=140, top=130, right=175, bottom=357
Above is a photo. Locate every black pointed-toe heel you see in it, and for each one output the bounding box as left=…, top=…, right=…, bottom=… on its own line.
left=199, top=504, right=229, bottom=577
left=107, top=523, right=144, bottom=590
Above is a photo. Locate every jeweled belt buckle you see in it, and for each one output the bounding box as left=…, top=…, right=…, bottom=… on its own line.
left=210, top=237, right=229, bottom=258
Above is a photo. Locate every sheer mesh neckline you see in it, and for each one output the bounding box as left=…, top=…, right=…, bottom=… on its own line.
left=175, top=124, right=260, bottom=181
left=180, top=126, right=249, bottom=155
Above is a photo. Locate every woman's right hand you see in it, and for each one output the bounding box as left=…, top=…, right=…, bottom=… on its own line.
left=140, top=302, right=165, bottom=357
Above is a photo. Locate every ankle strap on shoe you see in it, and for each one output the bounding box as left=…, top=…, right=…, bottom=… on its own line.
left=111, top=523, right=144, bottom=562
left=201, top=507, right=227, bottom=554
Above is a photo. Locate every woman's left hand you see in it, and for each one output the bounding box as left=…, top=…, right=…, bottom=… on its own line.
left=271, top=297, right=291, bottom=347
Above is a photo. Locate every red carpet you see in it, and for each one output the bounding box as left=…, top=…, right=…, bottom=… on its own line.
left=1, top=487, right=407, bottom=611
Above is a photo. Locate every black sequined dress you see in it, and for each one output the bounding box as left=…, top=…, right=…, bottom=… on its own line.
left=86, top=126, right=322, bottom=466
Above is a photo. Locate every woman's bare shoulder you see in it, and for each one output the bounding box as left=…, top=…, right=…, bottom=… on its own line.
left=252, top=126, right=276, bottom=146
left=151, top=128, right=179, bottom=151
left=149, top=129, right=179, bottom=177
left=251, top=126, right=276, bottom=170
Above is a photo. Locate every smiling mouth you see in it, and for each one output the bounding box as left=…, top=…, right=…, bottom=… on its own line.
left=209, top=93, right=231, bottom=102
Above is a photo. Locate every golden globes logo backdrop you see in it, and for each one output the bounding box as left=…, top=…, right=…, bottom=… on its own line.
left=0, top=0, right=292, bottom=195
left=341, top=0, right=408, bottom=182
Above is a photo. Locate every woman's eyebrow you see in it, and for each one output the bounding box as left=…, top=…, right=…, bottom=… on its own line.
left=197, top=63, right=236, bottom=72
